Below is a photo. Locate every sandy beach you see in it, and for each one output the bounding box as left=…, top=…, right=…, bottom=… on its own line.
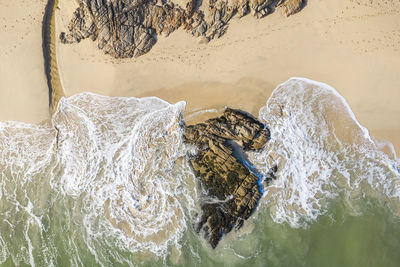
left=53, top=0, right=400, bottom=157
left=1, top=0, right=399, bottom=157
left=0, top=0, right=49, bottom=123
left=2, top=1, right=400, bottom=265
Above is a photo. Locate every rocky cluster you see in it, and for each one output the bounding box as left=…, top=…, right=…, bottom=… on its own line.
left=60, top=0, right=306, bottom=58
left=184, top=108, right=277, bottom=248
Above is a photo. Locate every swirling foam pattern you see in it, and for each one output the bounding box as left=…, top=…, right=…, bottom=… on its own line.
left=52, top=93, right=195, bottom=258
left=0, top=93, right=197, bottom=266
left=1, top=81, right=400, bottom=265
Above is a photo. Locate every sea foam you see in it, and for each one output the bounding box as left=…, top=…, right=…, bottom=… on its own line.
left=249, top=78, right=400, bottom=227
left=0, top=79, right=399, bottom=266
left=0, top=93, right=197, bottom=265
left=51, top=93, right=196, bottom=258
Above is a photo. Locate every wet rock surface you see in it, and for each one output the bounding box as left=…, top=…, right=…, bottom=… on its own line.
left=60, top=0, right=306, bottom=58
left=184, top=108, right=277, bottom=248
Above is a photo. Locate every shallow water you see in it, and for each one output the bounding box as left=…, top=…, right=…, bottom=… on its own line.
left=0, top=78, right=399, bottom=266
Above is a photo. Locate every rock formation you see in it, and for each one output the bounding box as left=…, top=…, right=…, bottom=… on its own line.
left=281, top=0, right=305, bottom=17
left=183, top=108, right=277, bottom=248
left=60, top=0, right=306, bottom=58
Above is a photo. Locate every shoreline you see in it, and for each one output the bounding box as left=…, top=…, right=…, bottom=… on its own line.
left=1, top=0, right=399, bottom=158
left=55, top=0, right=400, bottom=157
left=2, top=1, right=400, bottom=265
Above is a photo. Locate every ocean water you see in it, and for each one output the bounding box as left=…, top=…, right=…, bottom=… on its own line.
left=0, top=78, right=399, bottom=266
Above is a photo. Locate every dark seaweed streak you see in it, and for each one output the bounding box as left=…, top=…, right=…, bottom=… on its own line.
left=42, top=0, right=56, bottom=107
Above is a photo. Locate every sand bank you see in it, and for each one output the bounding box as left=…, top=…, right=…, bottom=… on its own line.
left=43, top=0, right=64, bottom=112
left=0, top=0, right=50, bottom=123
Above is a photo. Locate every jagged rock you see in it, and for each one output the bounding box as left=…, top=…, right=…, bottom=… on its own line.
left=184, top=108, right=277, bottom=248
left=60, top=0, right=307, bottom=58
left=280, top=0, right=304, bottom=17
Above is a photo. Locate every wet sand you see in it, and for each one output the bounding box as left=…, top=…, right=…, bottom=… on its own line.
left=54, top=0, right=400, bottom=157
left=1, top=0, right=399, bottom=158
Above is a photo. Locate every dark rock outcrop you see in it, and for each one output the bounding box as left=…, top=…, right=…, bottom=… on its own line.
left=184, top=108, right=277, bottom=248
left=60, top=0, right=306, bottom=58
left=281, top=0, right=305, bottom=17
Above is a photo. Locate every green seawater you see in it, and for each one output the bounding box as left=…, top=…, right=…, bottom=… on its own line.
left=2, top=198, right=399, bottom=266
left=168, top=199, right=400, bottom=267
left=1, top=83, right=400, bottom=266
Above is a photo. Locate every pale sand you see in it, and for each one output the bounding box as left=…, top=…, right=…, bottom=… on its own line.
left=55, top=0, right=400, bottom=157
left=0, top=0, right=50, bottom=123
left=2, top=0, right=399, bottom=158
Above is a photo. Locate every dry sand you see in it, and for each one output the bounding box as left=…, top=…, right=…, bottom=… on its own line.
left=0, top=0, right=49, bottom=123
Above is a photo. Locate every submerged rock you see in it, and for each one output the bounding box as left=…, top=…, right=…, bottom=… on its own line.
left=60, top=0, right=306, bottom=58
left=184, top=108, right=277, bottom=248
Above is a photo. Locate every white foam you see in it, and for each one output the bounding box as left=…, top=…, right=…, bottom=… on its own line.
left=0, top=93, right=199, bottom=265
left=0, top=236, right=8, bottom=264
left=1, top=80, right=400, bottom=265
left=0, top=120, right=58, bottom=266
left=49, top=93, right=197, bottom=258
left=250, top=78, right=400, bottom=226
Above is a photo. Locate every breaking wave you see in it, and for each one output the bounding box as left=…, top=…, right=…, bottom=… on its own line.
left=0, top=93, right=198, bottom=266
left=250, top=78, right=400, bottom=226
left=0, top=78, right=399, bottom=265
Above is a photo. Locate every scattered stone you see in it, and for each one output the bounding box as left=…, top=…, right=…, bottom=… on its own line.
left=183, top=108, right=277, bottom=248
left=60, top=0, right=306, bottom=58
